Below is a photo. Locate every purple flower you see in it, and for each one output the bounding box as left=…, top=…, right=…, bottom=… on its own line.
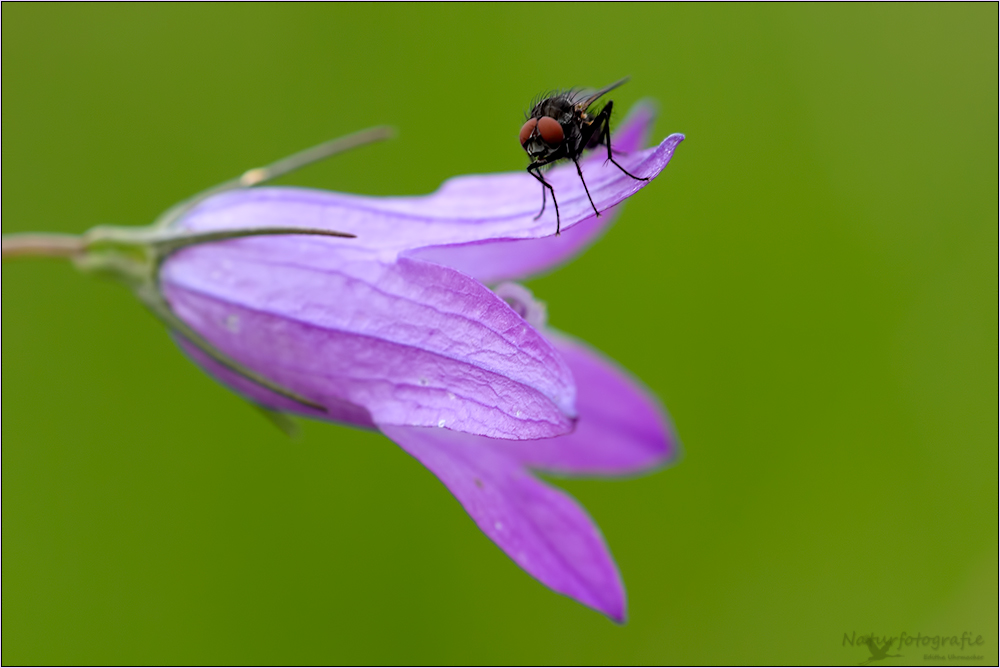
left=57, top=104, right=684, bottom=621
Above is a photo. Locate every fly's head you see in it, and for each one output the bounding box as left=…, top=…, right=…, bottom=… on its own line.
left=519, top=115, right=564, bottom=162
left=519, top=94, right=579, bottom=164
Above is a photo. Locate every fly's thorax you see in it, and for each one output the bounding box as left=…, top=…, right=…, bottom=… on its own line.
left=531, top=95, right=575, bottom=121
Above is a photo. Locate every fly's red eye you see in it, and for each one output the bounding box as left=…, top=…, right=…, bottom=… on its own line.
left=519, top=118, right=537, bottom=146
left=537, top=116, right=564, bottom=145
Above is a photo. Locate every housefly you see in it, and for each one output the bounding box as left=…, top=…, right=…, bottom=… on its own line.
left=519, top=77, right=648, bottom=235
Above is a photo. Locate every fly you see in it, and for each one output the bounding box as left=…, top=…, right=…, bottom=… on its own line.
left=519, top=77, right=648, bottom=236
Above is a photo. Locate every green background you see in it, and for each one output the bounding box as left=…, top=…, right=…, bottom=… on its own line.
left=3, top=5, right=997, bottom=665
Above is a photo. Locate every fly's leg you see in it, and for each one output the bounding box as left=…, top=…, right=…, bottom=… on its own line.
left=574, top=158, right=601, bottom=219
left=535, top=180, right=547, bottom=219
left=528, top=165, right=561, bottom=235
left=589, top=101, right=649, bottom=182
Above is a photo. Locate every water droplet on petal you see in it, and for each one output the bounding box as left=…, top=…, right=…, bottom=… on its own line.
left=437, top=419, right=446, bottom=428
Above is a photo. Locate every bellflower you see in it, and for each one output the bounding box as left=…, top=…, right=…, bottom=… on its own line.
left=3, top=103, right=684, bottom=621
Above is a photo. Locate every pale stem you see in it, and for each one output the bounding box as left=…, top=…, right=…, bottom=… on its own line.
left=2, top=233, right=85, bottom=261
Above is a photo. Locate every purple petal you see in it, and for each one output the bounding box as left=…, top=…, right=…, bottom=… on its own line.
left=498, top=332, right=679, bottom=476
left=176, top=338, right=378, bottom=429
left=160, top=251, right=576, bottom=439
left=375, top=330, right=676, bottom=621
left=172, top=103, right=683, bottom=284
left=408, top=206, right=622, bottom=285
left=382, top=424, right=627, bottom=622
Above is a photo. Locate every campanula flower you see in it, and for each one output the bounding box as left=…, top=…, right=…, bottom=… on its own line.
left=3, top=104, right=684, bottom=621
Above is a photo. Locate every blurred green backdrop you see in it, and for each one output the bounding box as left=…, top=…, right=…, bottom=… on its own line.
left=3, top=4, right=997, bottom=665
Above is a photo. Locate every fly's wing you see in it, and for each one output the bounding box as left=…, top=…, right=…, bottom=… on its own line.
left=572, top=77, right=631, bottom=112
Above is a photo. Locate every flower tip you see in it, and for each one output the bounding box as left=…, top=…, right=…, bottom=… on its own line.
left=587, top=588, right=628, bottom=625
left=664, top=424, right=683, bottom=466
left=628, top=97, right=659, bottom=126
left=635, top=404, right=683, bottom=474
left=622, top=97, right=657, bottom=119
